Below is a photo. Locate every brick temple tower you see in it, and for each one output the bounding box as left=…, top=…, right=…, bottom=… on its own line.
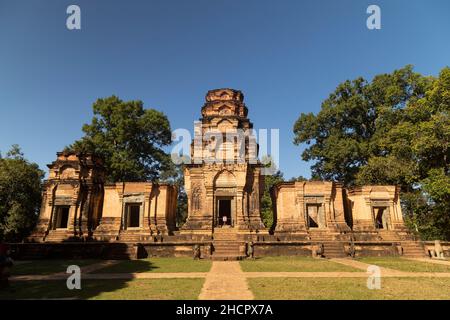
left=181, top=88, right=267, bottom=238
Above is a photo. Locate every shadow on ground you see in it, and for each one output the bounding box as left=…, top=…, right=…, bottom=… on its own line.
left=0, top=259, right=162, bottom=300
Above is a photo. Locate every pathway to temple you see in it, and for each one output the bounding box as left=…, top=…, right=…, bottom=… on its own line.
left=10, top=258, right=450, bottom=283
left=198, top=261, right=254, bottom=300
left=405, top=257, right=450, bottom=266
left=330, top=258, right=403, bottom=274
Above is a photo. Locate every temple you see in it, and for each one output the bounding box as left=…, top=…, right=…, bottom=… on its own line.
left=181, top=88, right=266, bottom=234
left=24, top=88, right=426, bottom=260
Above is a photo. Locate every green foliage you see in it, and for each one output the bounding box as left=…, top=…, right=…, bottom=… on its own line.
left=70, top=96, right=172, bottom=182
left=422, top=168, right=450, bottom=204
left=260, top=170, right=284, bottom=229
left=0, top=145, right=44, bottom=241
left=293, top=65, right=430, bottom=185
left=293, top=65, right=450, bottom=240
left=159, top=155, right=189, bottom=226
left=288, top=175, right=308, bottom=182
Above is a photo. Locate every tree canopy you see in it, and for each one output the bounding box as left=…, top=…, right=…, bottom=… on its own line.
left=260, top=170, right=284, bottom=229
left=159, top=155, right=189, bottom=226
left=293, top=65, right=450, bottom=240
left=69, top=96, right=173, bottom=182
left=0, top=145, right=44, bottom=242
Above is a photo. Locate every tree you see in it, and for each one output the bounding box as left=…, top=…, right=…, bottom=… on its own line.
left=288, top=175, right=308, bottom=182
left=293, top=65, right=430, bottom=186
left=293, top=65, right=450, bottom=240
left=260, top=170, right=284, bottom=229
left=405, top=68, right=450, bottom=240
left=0, top=145, right=44, bottom=242
left=159, top=155, right=189, bottom=227
left=70, top=96, right=173, bottom=182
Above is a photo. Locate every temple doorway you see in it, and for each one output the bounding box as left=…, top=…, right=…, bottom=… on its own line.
left=306, top=204, right=326, bottom=229
left=217, top=197, right=232, bottom=227
left=124, top=203, right=141, bottom=229
left=54, top=206, right=70, bottom=229
left=374, top=207, right=389, bottom=230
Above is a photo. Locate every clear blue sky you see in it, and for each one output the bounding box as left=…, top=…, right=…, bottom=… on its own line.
left=0, top=0, right=449, bottom=179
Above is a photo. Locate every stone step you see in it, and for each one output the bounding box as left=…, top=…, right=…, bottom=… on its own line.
left=45, top=234, right=70, bottom=242
left=213, top=234, right=237, bottom=238
left=213, top=244, right=239, bottom=248
left=378, top=233, right=401, bottom=241
left=212, top=238, right=241, bottom=260
left=214, top=249, right=240, bottom=254
left=214, top=227, right=236, bottom=233
left=401, top=241, right=427, bottom=257
left=214, top=238, right=237, bottom=242
left=118, top=231, right=153, bottom=242
left=211, top=255, right=244, bottom=261
left=308, top=233, right=336, bottom=241
left=322, top=242, right=346, bottom=258
left=213, top=246, right=240, bottom=252
left=213, top=240, right=238, bottom=245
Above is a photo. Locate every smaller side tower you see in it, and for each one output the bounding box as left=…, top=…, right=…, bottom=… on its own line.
left=30, top=151, right=105, bottom=242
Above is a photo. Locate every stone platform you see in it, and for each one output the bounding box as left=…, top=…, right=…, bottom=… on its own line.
left=9, top=238, right=446, bottom=261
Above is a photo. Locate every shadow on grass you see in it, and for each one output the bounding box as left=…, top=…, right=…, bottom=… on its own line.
left=95, top=259, right=159, bottom=273
left=96, top=257, right=212, bottom=273
left=0, top=279, right=129, bottom=300
left=11, top=259, right=101, bottom=275
left=1, top=277, right=205, bottom=300
left=2, top=259, right=156, bottom=300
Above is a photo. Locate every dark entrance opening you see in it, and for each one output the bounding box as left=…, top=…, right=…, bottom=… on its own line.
left=126, top=203, right=141, bottom=228
left=374, top=207, right=388, bottom=229
left=55, top=206, right=70, bottom=229
left=218, top=199, right=231, bottom=226
left=308, top=214, right=319, bottom=228
left=306, top=204, right=325, bottom=228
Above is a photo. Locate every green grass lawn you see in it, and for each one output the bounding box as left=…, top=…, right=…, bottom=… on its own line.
left=357, top=257, right=450, bottom=273
left=0, top=278, right=204, bottom=300
left=240, top=256, right=360, bottom=272
left=248, top=277, right=450, bottom=300
left=11, top=260, right=101, bottom=275
left=95, top=257, right=212, bottom=273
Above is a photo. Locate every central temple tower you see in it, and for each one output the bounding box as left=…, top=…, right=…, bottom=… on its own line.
left=181, top=89, right=267, bottom=236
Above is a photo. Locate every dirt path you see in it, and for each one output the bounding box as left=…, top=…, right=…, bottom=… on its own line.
left=198, top=261, right=254, bottom=300
left=80, top=260, right=122, bottom=273
left=404, top=257, right=450, bottom=266
left=47, top=260, right=122, bottom=277
left=11, top=269, right=450, bottom=282
left=330, top=258, right=403, bottom=274
left=244, top=271, right=450, bottom=278
left=11, top=272, right=208, bottom=281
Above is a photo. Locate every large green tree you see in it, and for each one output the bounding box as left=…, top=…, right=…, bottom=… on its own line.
left=293, top=65, right=450, bottom=240
left=293, top=65, right=431, bottom=185
left=159, top=155, right=189, bottom=227
left=70, top=96, right=173, bottom=182
left=0, top=145, right=44, bottom=242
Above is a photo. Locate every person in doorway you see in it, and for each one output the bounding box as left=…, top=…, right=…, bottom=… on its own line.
left=222, top=215, right=228, bottom=226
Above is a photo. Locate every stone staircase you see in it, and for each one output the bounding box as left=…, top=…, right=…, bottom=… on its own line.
left=44, top=230, right=71, bottom=242
left=307, top=229, right=335, bottom=241
left=308, top=229, right=346, bottom=258
left=212, top=227, right=243, bottom=261
left=118, top=230, right=151, bottom=242
left=322, top=242, right=346, bottom=258
left=377, top=230, right=401, bottom=241
left=401, top=240, right=427, bottom=257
